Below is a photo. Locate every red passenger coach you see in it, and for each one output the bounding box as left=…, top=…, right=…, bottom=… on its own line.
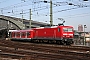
left=11, top=29, right=34, bottom=40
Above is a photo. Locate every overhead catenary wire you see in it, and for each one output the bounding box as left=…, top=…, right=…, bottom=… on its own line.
left=0, top=0, right=10, bottom=4
left=55, top=12, right=90, bottom=19
left=9, top=5, right=90, bottom=20
left=0, top=0, right=34, bottom=10
left=6, top=4, right=90, bottom=20
left=2, top=5, right=49, bottom=14
left=2, top=1, right=75, bottom=16
left=0, top=1, right=74, bottom=13
left=0, top=0, right=90, bottom=22
left=54, top=5, right=90, bottom=13
left=0, top=0, right=89, bottom=10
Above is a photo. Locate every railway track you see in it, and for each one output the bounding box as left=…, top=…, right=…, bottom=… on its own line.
left=0, top=52, right=27, bottom=59
left=0, top=46, right=89, bottom=60
left=0, top=40, right=90, bottom=53
left=0, top=40, right=90, bottom=60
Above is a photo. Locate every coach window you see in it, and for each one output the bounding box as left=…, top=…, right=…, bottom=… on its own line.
left=18, top=33, right=19, bottom=36
left=27, top=32, right=30, bottom=36
left=17, top=32, right=20, bottom=36
left=22, top=32, right=25, bottom=36
left=58, top=28, right=60, bottom=32
left=13, top=32, right=15, bottom=37
left=12, top=32, right=15, bottom=37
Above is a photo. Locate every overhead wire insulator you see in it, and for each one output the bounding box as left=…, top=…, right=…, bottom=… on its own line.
left=83, top=0, right=88, bottom=1
left=21, top=0, right=25, bottom=2
left=44, top=1, right=47, bottom=3
left=1, top=10, right=3, bottom=14
left=12, top=10, right=14, bottom=13
left=68, top=3, right=73, bottom=5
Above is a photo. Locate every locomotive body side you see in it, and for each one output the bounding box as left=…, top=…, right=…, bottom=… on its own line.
left=33, top=26, right=62, bottom=40
left=32, top=26, right=74, bottom=45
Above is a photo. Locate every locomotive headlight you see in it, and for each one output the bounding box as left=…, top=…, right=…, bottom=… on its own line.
left=69, top=34, right=73, bottom=36
left=63, top=34, right=67, bottom=35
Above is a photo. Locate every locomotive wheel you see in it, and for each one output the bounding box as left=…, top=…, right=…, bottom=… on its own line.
left=48, top=40, right=52, bottom=44
left=66, top=41, right=71, bottom=45
left=56, top=41, right=61, bottom=45
left=61, top=41, right=70, bottom=45
left=63, top=42, right=66, bottom=45
left=62, top=41, right=70, bottom=45
left=39, top=40, right=42, bottom=43
left=31, top=40, right=34, bottom=43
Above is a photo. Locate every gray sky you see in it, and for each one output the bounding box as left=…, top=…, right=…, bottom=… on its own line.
left=0, top=0, right=90, bottom=31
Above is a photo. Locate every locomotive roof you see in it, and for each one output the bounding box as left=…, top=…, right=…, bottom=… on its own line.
left=33, top=25, right=73, bottom=29
left=9, top=30, right=18, bottom=32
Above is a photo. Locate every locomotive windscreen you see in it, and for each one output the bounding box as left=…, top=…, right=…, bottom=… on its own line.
left=63, top=28, right=73, bottom=32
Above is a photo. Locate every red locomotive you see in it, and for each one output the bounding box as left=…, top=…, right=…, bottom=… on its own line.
left=11, top=24, right=74, bottom=45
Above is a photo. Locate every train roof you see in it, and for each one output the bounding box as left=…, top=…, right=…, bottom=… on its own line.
left=33, top=25, right=73, bottom=29
left=10, top=29, right=33, bottom=32
left=9, top=30, right=18, bottom=32
left=10, top=25, right=73, bottom=32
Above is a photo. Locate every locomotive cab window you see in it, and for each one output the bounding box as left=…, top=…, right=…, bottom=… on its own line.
left=68, top=28, right=73, bottom=32
left=58, top=28, right=60, bottom=32
left=63, top=28, right=73, bottom=32
left=12, top=32, right=15, bottom=37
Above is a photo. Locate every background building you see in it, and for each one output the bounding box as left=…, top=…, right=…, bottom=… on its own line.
left=78, top=24, right=83, bottom=32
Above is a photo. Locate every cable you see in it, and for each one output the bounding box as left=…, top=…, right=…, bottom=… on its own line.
left=3, top=1, right=71, bottom=15
left=0, top=0, right=33, bottom=10
left=2, top=5, right=49, bottom=15
left=54, top=5, right=90, bottom=13
left=0, top=0, right=10, bottom=4
left=8, top=4, right=66, bottom=16
left=60, top=12, right=90, bottom=18
left=7, top=4, right=90, bottom=19
left=0, top=1, right=69, bottom=11
left=0, top=0, right=90, bottom=19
